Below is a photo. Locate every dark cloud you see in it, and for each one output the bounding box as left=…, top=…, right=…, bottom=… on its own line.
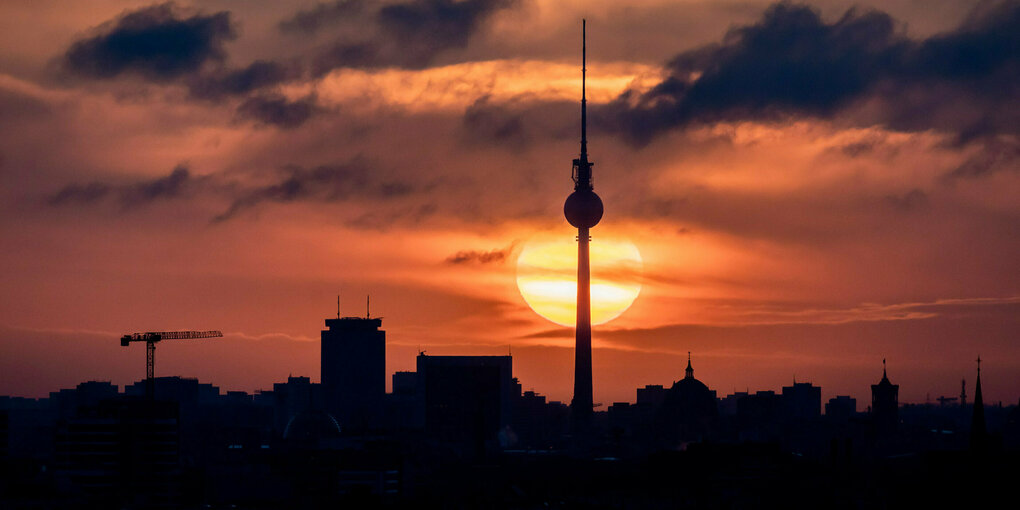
left=346, top=203, right=440, bottom=230
left=48, top=164, right=193, bottom=209
left=0, top=87, right=51, bottom=119
left=60, top=3, right=302, bottom=102
left=63, top=3, right=234, bottom=81
left=213, top=162, right=424, bottom=222
left=840, top=139, right=880, bottom=158
left=312, top=42, right=381, bottom=73
left=187, top=60, right=298, bottom=99
left=279, top=0, right=366, bottom=35
left=48, top=182, right=112, bottom=206
left=46, top=159, right=442, bottom=226
left=378, top=0, right=512, bottom=47
left=462, top=96, right=528, bottom=147
left=601, top=1, right=1020, bottom=146
left=309, top=0, right=517, bottom=74
left=884, top=189, right=929, bottom=212
left=444, top=242, right=517, bottom=265
left=235, top=93, right=321, bottom=128
left=942, top=139, right=1020, bottom=180
left=121, top=164, right=191, bottom=205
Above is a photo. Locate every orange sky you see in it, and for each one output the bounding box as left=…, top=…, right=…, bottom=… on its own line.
left=0, top=0, right=1017, bottom=408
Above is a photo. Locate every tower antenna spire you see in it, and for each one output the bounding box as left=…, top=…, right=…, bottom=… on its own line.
left=581, top=18, right=587, bottom=162
left=337, top=292, right=341, bottom=319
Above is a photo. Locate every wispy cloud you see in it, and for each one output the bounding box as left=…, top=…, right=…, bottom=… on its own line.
left=48, top=164, right=195, bottom=209
left=444, top=241, right=518, bottom=265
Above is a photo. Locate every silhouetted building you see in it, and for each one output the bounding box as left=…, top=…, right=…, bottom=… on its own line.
left=124, top=376, right=219, bottom=404
left=55, top=397, right=181, bottom=508
left=50, top=381, right=119, bottom=420
left=637, top=384, right=667, bottom=406
left=825, top=396, right=856, bottom=423
left=719, top=391, right=749, bottom=417
left=268, top=376, right=322, bottom=435
left=737, top=391, right=783, bottom=441
left=871, top=360, right=899, bottom=434
left=391, top=371, right=416, bottom=396
left=321, top=316, right=385, bottom=430
left=513, top=390, right=568, bottom=448
left=385, top=371, right=419, bottom=430
left=0, top=396, right=53, bottom=461
left=782, top=381, right=821, bottom=421
left=0, top=409, right=7, bottom=459
left=416, top=354, right=513, bottom=456
left=657, top=354, right=718, bottom=444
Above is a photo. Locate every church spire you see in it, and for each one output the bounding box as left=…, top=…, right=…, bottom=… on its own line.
left=971, top=356, right=986, bottom=451
left=685, top=352, right=694, bottom=379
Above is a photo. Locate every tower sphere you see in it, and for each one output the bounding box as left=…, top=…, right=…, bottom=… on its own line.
left=564, top=189, right=603, bottom=228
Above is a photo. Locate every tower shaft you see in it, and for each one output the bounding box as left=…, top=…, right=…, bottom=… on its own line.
left=572, top=227, right=593, bottom=423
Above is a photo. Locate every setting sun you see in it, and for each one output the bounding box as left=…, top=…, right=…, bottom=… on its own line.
left=516, top=235, right=643, bottom=326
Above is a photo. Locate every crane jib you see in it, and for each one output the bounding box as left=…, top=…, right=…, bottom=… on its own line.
left=120, top=330, right=223, bottom=345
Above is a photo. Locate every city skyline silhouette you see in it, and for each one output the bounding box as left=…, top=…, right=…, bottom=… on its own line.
left=0, top=1, right=1018, bottom=506
left=0, top=1, right=1018, bottom=407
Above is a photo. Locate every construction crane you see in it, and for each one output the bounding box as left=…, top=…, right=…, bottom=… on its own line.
left=120, top=330, right=223, bottom=399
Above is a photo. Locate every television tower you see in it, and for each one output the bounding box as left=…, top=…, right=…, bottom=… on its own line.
left=564, top=19, right=603, bottom=428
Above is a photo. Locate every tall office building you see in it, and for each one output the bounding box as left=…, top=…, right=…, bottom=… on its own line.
left=321, top=314, right=385, bottom=430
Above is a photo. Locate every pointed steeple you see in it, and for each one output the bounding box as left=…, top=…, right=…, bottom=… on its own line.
left=971, top=356, right=986, bottom=450
left=685, top=352, right=694, bottom=380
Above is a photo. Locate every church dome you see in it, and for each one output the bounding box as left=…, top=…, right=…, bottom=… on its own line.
left=283, top=411, right=341, bottom=443
left=670, top=375, right=710, bottom=394
left=656, top=354, right=718, bottom=444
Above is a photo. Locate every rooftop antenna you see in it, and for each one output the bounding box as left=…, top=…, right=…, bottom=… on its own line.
left=337, top=293, right=341, bottom=319
left=366, top=295, right=370, bottom=319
